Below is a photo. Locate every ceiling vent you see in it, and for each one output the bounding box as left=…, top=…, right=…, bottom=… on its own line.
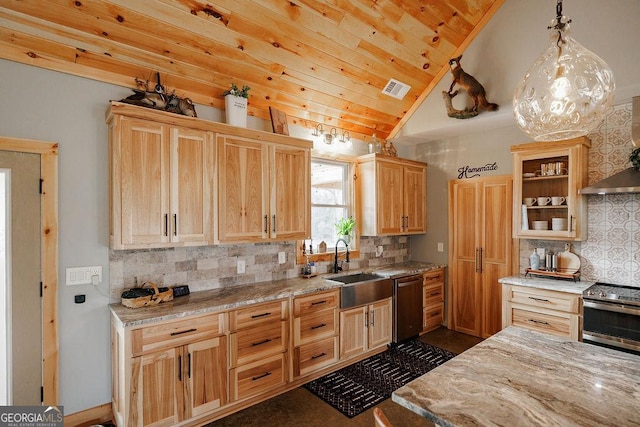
left=382, top=79, right=411, bottom=100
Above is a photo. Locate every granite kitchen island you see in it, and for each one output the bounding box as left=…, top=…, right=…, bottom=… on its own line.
left=392, top=326, right=640, bottom=426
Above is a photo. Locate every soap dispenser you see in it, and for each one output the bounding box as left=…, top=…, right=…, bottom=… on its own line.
left=529, top=249, right=540, bottom=270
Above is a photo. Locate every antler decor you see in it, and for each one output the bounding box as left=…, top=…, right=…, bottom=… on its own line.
left=119, top=72, right=197, bottom=117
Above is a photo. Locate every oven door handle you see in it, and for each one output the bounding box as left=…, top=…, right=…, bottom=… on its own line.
left=583, top=300, right=640, bottom=316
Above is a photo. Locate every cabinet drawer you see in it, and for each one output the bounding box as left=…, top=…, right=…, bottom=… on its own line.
left=424, top=283, right=444, bottom=306
left=293, top=336, right=338, bottom=378
left=511, top=307, right=573, bottom=338
left=423, top=269, right=445, bottom=286
left=229, top=299, right=288, bottom=331
left=230, top=320, right=287, bottom=367
left=131, top=313, right=224, bottom=356
left=293, top=290, right=339, bottom=317
left=293, top=309, right=337, bottom=346
left=230, top=353, right=287, bottom=401
left=508, top=287, right=580, bottom=314
left=423, top=305, right=443, bottom=331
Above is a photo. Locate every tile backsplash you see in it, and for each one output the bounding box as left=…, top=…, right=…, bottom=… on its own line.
left=520, top=101, right=640, bottom=287
left=109, top=235, right=410, bottom=301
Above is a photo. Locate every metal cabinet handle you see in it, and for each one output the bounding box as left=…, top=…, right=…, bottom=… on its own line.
left=251, top=338, right=272, bottom=347
left=252, top=372, right=272, bottom=381
left=272, top=215, right=276, bottom=233
left=528, top=319, right=550, bottom=325
left=310, top=323, right=327, bottom=330
left=251, top=312, right=272, bottom=319
left=479, top=248, right=483, bottom=273
left=264, top=215, right=268, bottom=233
left=164, top=214, right=169, bottom=236
left=311, top=300, right=327, bottom=306
left=311, top=352, right=327, bottom=360
left=528, top=297, right=550, bottom=303
left=170, top=328, right=197, bottom=336
left=187, top=352, right=191, bottom=378
left=371, top=311, right=375, bottom=326
left=178, top=355, right=182, bottom=381
left=570, top=215, right=575, bottom=232
left=173, top=214, right=177, bottom=236
left=475, top=248, right=479, bottom=273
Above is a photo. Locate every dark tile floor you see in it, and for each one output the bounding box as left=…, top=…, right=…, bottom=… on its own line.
left=209, top=327, right=483, bottom=427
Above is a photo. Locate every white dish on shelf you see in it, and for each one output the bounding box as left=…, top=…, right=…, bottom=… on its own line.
left=532, top=220, right=548, bottom=230
left=523, top=172, right=536, bottom=178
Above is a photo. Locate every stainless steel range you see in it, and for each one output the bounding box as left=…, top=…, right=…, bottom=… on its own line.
left=582, top=282, right=640, bottom=355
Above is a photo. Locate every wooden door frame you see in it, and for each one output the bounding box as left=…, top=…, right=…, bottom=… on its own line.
left=0, top=136, right=58, bottom=404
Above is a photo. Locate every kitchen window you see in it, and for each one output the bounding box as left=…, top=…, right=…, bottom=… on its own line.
left=297, top=158, right=358, bottom=263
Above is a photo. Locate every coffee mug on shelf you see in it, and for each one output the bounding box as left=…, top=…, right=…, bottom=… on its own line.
left=524, top=197, right=537, bottom=207
left=537, top=196, right=551, bottom=206
left=551, top=196, right=566, bottom=206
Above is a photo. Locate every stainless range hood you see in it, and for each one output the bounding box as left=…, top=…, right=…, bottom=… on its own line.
left=579, top=167, right=640, bottom=194
left=579, top=96, right=640, bottom=195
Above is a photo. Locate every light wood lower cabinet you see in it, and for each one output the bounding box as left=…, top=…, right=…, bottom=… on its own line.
left=112, top=312, right=227, bottom=427
left=422, top=268, right=445, bottom=333
left=502, top=284, right=582, bottom=341
left=112, top=292, right=398, bottom=426
left=339, top=298, right=392, bottom=360
left=292, top=290, right=339, bottom=378
left=229, top=300, right=288, bottom=401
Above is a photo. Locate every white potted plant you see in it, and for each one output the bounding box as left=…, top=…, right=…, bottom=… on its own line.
left=223, top=83, right=250, bottom=127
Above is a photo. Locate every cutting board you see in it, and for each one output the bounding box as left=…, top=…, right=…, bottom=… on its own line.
left=557, top=244, right=580, bottom=274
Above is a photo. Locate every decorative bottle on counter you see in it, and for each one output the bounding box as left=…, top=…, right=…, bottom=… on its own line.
left=529, top=249, right=540, bottom=270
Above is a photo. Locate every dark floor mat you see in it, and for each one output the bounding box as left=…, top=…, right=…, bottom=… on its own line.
left=303, top=340, right=456, bottom=418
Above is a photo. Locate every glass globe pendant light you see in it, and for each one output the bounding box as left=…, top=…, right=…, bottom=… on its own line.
left=513, top=0, right=615, bottom=141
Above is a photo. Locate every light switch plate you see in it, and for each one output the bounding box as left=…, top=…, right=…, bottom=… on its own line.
left=437, top=242, right=444, bottom=252
left=237, top=260, right=246, bottom=274
left=66, top=266, right=102, bottom=286
left=278, top=251, right=286, bottom=264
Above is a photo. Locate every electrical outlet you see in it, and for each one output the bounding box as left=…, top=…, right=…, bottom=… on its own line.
left=237, top=260, right=246, bottom=274
left=278, top=251, right=286, bottom=264
left=66, top=266, right=102, bottom=286
left=375, top=245, right=383, bottom=257
left=437, top=242, right=444, bottom=252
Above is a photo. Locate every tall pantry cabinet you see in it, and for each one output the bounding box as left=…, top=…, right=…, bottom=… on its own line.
left=448, top=175, right=514, bottom=338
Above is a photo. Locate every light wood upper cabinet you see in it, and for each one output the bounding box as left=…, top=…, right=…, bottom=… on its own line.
left=357, top=154, right=427, bottom=236
left=107, top=101, right=311, bottom=249
left=109, top=111, right=214, bottom=250
left=217, top=135, right=310, bottom=243
left=449, top=176, right=513, bottom=338
left=511, top=137, right=590, bottom=240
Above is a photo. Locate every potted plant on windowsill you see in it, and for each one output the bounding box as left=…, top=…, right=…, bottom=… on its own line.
left=335, top=216, right=356, bottom=244
left=223, top=83, right=250, bottom=127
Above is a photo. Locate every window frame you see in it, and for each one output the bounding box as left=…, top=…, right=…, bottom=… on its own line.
left=296, top=155, right=359, bottom=265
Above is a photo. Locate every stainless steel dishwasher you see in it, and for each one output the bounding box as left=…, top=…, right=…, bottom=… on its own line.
left=393, top=274, right=423, bottom=343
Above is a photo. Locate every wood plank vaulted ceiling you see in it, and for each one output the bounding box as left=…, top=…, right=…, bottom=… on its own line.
left=0, top=0, right=504, bottom=141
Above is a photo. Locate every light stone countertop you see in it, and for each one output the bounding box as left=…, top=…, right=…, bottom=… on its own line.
left=392, top=326, right=640, bottom=427
left=110, top=262, right=445, bottom=328
left=499, top=275, right=593, bottom=294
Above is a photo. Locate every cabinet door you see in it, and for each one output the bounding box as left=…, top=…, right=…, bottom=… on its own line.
left=376, top=161, right=404, bottom=234
left=184, top=336, right=227, bottom=418
left=368, top=299, right=392, bottom=349
left=120, top=118, right=170, bottom=246
left=449, top=181, right=482, bottom=337
left=339, top=306, right=367, bottom=360
left=404, top=166, right=426, bottom=233
left=217, top=136, right=268, bottom=242
left=271, top=144, right=310, bottom=240
left=512, top=138, right=589, bottom=240
left=171, top=127, right=212, bottom=244
left=481, top=178, right=512, bottom=337
left=131, top=348, right=180, bottom=427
